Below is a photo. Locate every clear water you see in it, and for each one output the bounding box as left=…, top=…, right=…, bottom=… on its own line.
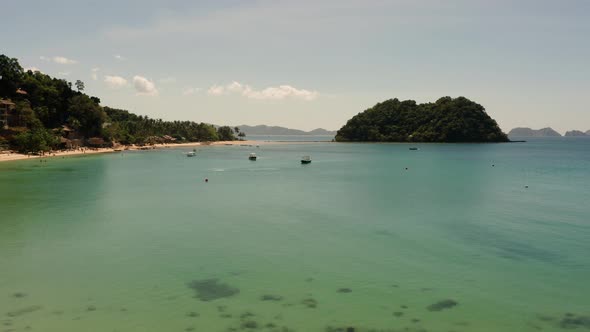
left=1, top=139, right=589, bottom=332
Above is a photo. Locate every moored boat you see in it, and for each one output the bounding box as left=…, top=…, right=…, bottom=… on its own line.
left=301, top=155, right=312, bottom=164
left=409, top=147, right=419, bottom=151
left=249, top=153, right=257, bottom=160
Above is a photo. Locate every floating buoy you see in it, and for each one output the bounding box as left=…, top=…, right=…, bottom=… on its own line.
left=205, top=178, right=209, bottom=183
left=525, top=185, right=528, bottom=188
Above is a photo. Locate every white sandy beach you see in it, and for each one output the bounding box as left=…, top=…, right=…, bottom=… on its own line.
left=0, top=140, right=293, bottom=163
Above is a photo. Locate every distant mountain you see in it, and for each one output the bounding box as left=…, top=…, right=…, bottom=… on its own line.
left=508, top=127, right=562, bottom=137
left=565, top=130, right=588, bottom=137
left=308, top=128, right=337, bottom=135
left=236, top=125, right=336, bottom=136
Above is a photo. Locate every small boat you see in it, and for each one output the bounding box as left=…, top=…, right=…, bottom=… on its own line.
left=301, top=156, right=312, bottom=164
left=249, top=153, right=257, bottom=160
left=409, top=147, right=419, bottom=151
left=186, top=149, right=197, bottom=157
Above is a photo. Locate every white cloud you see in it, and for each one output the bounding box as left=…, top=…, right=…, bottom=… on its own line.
left=182, top=87, right=201, bottom=95
left=227, top=81, right=244, bottom=93
left=91, top=68, right=100, bottom=80
left=40, top=55, right=78, bottom=64
left=114, top=54, right=126, bottom=61
left=207, top=84, right=225, bottom=96
left=159, top=77, right=176, bottom=84
left=104, top=75, right=128, bottom=88
left=133, top=75, right=158, bottom=96
left=207, top=81, right=318, bottom=101
left=53, top=56, right=77, bottom=64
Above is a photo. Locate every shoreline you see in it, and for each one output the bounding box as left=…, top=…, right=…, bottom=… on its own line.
left=0, top=140, right=283, bottom=163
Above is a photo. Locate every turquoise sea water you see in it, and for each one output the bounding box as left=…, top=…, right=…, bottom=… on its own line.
left=1, top=138, right=589, bottom=332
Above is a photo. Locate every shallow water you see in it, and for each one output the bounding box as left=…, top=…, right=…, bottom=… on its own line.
left=1, top=139, right=589, bottom=332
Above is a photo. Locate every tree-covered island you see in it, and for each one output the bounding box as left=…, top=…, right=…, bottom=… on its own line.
left=0, top=54, right=238, bottom=154
left=335, top=97, right=509, bottom=143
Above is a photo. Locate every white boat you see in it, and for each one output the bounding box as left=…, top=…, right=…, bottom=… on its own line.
left=186, top=149, right=197, bottom=157
left=301, top=155, right=312, bottom=164
left=249, top=153, right=257, bottom=160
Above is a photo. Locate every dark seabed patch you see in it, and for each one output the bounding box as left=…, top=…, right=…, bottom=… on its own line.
left=337, top=288, right=352, bottom=293
left=260, top=294, right=283, bottom=301
left=11, top=292, right=26, bottom=298
left=427, top=299, right=458, bottom=312
left=325, top=326, right=431, bottom=332
left=393, top=311, right=404, bottom=317
left=458, top=224, right=564, bottom=264
left=6, top=305, right=42, bottom=317
left=240, top=311, right=255, bottom=319
left=187, top=278, right=239, bottom=301
left=240, top=320, right=258, bottom=329
left=558, top=313, right=590, bottom=329
left=325, top=327, right=356, bottom=332
left=186, top=311, right=199, bottom=317
left=301, top=298, right=318, bottom=308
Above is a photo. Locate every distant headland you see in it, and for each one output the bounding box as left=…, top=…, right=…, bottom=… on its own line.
left=508, top=128, right=590, bottom=137
left=235, top=125, right=336, bottom=136
left=335, top=97, right=509, bottom=143
left=508, top=127, right=562, bottom=137
left=564, top=130, right=590, bottom=137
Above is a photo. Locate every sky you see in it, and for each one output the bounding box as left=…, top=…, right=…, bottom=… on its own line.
left=1, top=0, right=589, bottom=133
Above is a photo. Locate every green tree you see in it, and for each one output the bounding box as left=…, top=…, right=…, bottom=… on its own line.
left=217, top=126, right=236, bottom=141
left=67, top=95, right=106, bottom=137
left=0, top=55, right=24, bottom=97
left=75, top=80, right=85, bottom=92
left=13, top=101, right=42, bottom=128
left=12, top=128, right=58, bottom=154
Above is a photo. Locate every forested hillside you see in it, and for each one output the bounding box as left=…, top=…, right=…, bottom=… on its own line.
left=0, top=54, right=236, bottom=153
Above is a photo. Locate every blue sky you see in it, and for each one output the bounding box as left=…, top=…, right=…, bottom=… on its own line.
left=1, top=0, right=589, bottom=132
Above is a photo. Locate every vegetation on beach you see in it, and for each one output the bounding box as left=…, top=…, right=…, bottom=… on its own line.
left=335, top=97, right=509, bottom=142
left=0, top=54, right=237, bottom=153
